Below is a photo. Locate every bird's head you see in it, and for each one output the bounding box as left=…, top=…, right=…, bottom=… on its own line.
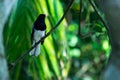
left=34, top=14, right=46, bottom=30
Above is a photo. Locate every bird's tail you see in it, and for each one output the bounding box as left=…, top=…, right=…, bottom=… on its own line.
left=29, top=43, right=41, bottom=56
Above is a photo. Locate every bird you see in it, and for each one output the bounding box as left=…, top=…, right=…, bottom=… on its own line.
left=29, top=14, right=46, bottom=56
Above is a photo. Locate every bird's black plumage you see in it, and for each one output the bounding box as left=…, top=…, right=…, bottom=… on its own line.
left=34, top=14, right=46, bottom=30
left=31, top=14, right=46, bottom=45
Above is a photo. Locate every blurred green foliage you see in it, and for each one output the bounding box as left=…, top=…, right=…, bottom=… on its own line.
left=3, top=0, right=111, bottom=80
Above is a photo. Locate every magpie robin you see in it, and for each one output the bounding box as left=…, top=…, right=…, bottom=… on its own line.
left=29, top=14, right=46, bottom=56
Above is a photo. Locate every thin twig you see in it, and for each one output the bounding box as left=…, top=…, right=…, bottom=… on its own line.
left=81, top=32, right=93, bottom=39
left=9, top=0, right=74, bottom=70
left=88, top=0, right=112, bottom=49
left=78, top=0, right=82, bottom=36
left=88, top=0, right=109, bottom=33
left=78, top=0, right=94, bottom=39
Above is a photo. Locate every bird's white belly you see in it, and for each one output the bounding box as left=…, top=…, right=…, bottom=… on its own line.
left=34, top=30, right=45, bottom=42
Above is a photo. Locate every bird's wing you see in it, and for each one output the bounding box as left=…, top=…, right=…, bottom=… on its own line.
left=41, top=30, right=46, bottom=45
left=31, top=26, right=34, bottom=44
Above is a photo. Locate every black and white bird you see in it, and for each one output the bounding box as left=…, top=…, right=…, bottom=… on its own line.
left=29, top=14, right=46, bottom=56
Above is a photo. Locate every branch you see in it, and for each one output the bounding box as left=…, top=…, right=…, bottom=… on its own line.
left=9, top=0, right=74, bottom=70
left=88, top=0, right=109, bottom=34
left=78, top=0, right=82, bottom=36
left=88, top=0, right=113, bottom=49
left=78, top=0, right=94, bottom=39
